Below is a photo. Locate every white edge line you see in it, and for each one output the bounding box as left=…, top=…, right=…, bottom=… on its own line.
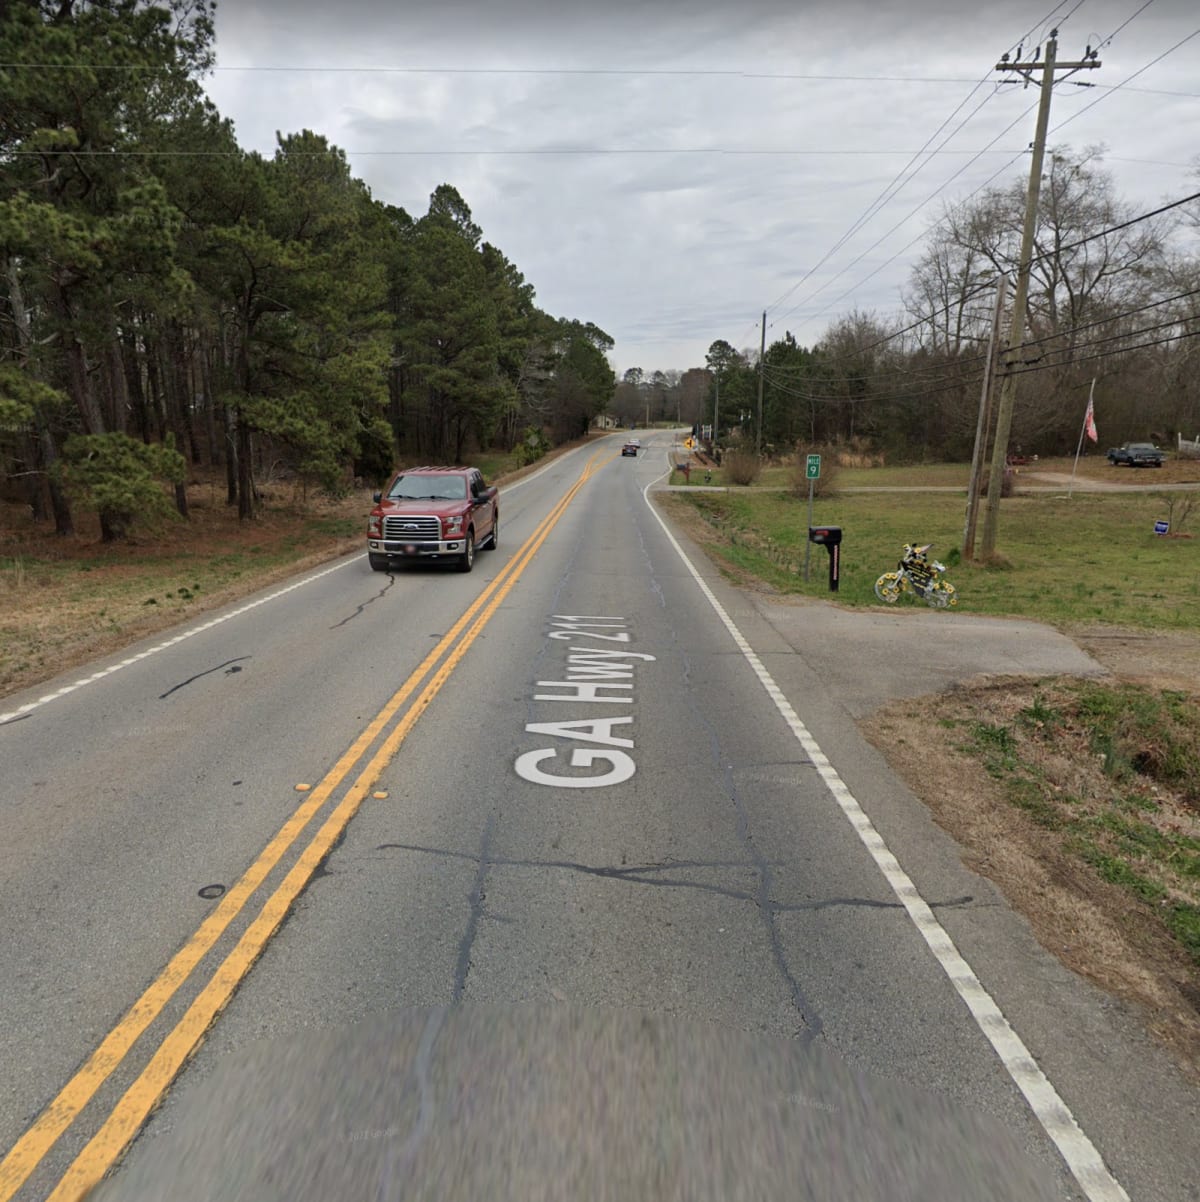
left=0, top=439, right=615, bottom=726
left=642, top=477, right=1130, bottom=1202
left=0, top=557, right=358, bottom=726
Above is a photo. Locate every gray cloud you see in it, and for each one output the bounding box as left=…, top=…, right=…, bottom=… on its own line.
left=205, top=0, right=1200, bottom=372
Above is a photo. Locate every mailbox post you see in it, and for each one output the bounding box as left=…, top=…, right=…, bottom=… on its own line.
left=807, top=526, right=842, bottom=592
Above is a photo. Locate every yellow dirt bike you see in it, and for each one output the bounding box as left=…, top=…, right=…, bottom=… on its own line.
left=874, top=543, right=958, bottom=609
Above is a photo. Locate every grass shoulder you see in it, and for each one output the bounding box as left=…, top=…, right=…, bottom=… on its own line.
left=661, top=485, right=1198, bottom=630
left=0, top=434, right=607, bottom=701
left=864, top=676, right=1200, bottom=1077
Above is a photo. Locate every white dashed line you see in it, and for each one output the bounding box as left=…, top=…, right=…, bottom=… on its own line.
left=0, top=557, right=359, bottom=726
left=643, top=474, right=1129, bottom=1202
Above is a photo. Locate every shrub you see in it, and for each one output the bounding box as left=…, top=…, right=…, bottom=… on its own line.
left=788, top=446, right=841, bottom=498
left=723, top=450, right=762, bottom=486
left=979, top=467, right=1015, bottom=498
left=514, top=426, right=551, bottom=467
left=60, top=432, right=186, bottom=541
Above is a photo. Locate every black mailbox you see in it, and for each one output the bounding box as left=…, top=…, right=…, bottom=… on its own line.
left=808, top=525, right=843, bottom=591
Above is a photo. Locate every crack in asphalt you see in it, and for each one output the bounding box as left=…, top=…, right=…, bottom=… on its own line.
left=452, top=812, right=496, bottom=1003
left=158, top=656, right=251, bottom=700
left=0, top=712, right=32, bottom=727
left=678, top=610, right=827, bottom=1043
left=374, top=842, right=974, bottom=916
left=331, top=574, right=396, bottom=629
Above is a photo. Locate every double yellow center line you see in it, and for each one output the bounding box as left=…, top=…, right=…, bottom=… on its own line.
left=1, top=450, right=609, bottom=1202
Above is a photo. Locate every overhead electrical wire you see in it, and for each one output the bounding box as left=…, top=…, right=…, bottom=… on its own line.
left=1050, top=24, right=1200, bottom=135
left=726, top=5, right=1076, bottom=351
left=2, top=146, right=1036, bottom=158
left=762, top=83, right=1002, bottom=315
left=1007, top=327, right=1200, bottom=375
left=763, top=1, right=1185, bottom=359
left=759, top=322, right=1199, bottom=408
left=768, top=103, right=1038, bottom=330
left=757, top=301, right=1200, bottom=411
left=786, top=189, right=1200, bottom=370
left=754, top=0, right=1088, bottom=338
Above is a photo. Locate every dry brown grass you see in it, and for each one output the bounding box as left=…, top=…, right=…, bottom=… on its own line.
left=722, top=450, right=763, bottom=486
left=864, top=675, right=1200, bottom=1080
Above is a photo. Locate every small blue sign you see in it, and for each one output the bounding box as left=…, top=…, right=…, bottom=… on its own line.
left=1154, top=520, right=1170, bottom=535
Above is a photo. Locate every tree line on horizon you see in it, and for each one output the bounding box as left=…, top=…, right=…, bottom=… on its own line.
left=0, top=0, right=615, bottom=540
left=622, top=149, right=1200, bottom=463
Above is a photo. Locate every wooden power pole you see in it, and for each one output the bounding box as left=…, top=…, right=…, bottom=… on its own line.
left=963, top=277, right=1007, bottom=560
left=756, top=310, right=765, bottom=457
left=980, top=30, right=1100, bottom=559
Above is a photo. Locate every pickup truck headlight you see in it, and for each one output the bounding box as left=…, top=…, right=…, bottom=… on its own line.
left=367, top=516, right=382, bottom=537
left=443, top=515, right=464, bottom=535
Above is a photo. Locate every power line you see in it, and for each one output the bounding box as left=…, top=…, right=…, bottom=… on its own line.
left=9, top=59, right=1191, bottom=97
left=1096, top=0, right=1158, bottom=51
left=1, top=145, right=1034, bottom=158
left=1050, top=25, right=1200, bottom=135
left=760, top=0, right=1088, bottom=330
left=1013, top=315, right=1197, bottom=365
left=0, top=61, right=1077, bottom=81
left=733, top=5, right=1080, bottom=355
left=763, top=82, right=1002, bottom=315
left=768, top=8, right=1184, bottom=359
left=770, top=102, right=1038, bottom=329
left=763, top=326, right=1200, bottom=409
left=798, top=189, right=1200, bottom=370
left=763, top=286, right=1200, bottom=392
left=1014, top=286, right=1200, bottom=352
left=762, top=366, right=986, bottom=407
left=1007, top=327, right=1200, bottom=375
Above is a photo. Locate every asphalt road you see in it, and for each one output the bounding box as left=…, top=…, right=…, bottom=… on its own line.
left=1, top=432, right=1198, bottom=1202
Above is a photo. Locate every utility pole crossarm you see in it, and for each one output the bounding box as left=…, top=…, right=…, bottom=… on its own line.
left=996, top=59, right=1101, bottom=71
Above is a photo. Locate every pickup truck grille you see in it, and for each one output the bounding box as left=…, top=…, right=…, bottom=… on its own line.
left=383, top=515, right=440, bottom=541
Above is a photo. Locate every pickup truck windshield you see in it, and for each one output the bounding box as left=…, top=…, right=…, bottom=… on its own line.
left=388, top=476, right=467, bottom=500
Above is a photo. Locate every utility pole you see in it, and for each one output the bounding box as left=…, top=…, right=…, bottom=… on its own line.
left=963, top=276, right=1007, bottom=560
left=980, top=30, right=1100, bottom=558
left=713, top=371, right=720, bottom=451
left=756, top=310, right=766, bottom=457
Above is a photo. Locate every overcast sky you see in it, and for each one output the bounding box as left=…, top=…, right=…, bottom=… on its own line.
left=202, top=0, right=1200, bottom=374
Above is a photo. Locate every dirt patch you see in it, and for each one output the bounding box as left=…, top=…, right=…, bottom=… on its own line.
left=1065, top=625, right=1200, bottom=693
left=862, top=679, right=1200, bottom=1082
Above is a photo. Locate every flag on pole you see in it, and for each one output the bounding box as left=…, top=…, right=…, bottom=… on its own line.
left=1084, top=388, right=1098, bottom=443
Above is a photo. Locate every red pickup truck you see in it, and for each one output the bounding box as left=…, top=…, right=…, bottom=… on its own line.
left=367, top=466, right=498, bottom=573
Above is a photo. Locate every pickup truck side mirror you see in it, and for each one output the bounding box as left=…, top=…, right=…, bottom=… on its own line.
left=372, top=492, right=382, bottom=503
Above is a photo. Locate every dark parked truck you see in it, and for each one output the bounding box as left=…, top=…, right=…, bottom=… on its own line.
left=1106, top=443, right=1165, bottom=467
left=367, top=466, right=498, bottom=573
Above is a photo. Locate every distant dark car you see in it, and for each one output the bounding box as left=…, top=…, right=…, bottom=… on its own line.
left=622, top=439, right=640, bottom=457
left=1107, top=443, right=1164, bottom=467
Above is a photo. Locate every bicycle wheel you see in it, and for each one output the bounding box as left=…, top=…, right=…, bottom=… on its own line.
left=875, top=572, right=902, bottom=603
left=928, top=580, right=957, bottom=609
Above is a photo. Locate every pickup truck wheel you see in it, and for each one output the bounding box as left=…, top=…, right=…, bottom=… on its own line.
left=483, top=515, right=498, bottom=550
left=457, top=530, right=475, bottom=573
left=368, top=553, right=390, bottom=572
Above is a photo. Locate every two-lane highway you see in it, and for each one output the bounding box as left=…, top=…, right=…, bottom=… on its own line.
left=2, top=432, right=1198, bottom=1201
